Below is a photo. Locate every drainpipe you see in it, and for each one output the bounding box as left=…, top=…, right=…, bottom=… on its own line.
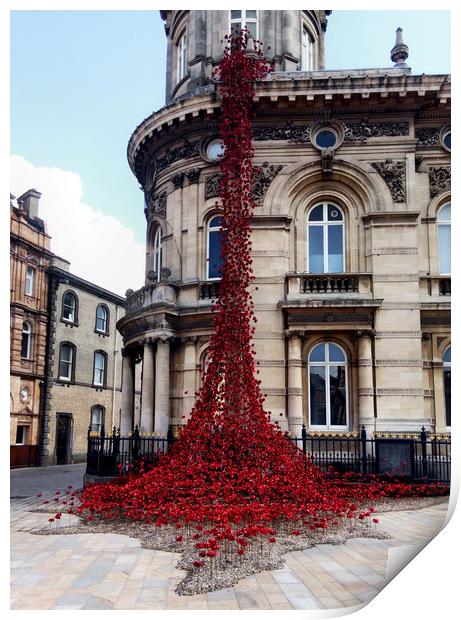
left=111, top=305, right=120, bottom=429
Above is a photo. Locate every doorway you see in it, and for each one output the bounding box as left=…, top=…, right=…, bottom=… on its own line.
left=56, top=414, right=72, bottom=465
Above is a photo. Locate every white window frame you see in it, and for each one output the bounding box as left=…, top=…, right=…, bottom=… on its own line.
left=176, top=31, right=187, bottom=82
left=301, top=25, right=315, bottom=71
left=229, top=10, right=259, bottom=40
left=59, top=343, right=74, bottom=381
left=153, top=227, right=163, bottom=282
left=207, top=215, right=224, bottom=281
left=21, top=321, right=31, bottom=360
left=25, top=266, right=35, bottom=296
left=308, top=343, right=349, bottom=431
left=95, top=304, right=108, bottom=333
left=307, top=203, right=345, bottom=273
left=437, top=203, right=451, bottom=275
left=93, top=351, right=106, bottom=387
left=62, top=292, right=77, bottom=323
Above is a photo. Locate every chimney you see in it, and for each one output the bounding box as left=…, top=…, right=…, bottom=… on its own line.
left=17, top=188, right=42, bottom=220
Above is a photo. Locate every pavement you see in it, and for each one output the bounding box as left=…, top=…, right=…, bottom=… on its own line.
left=10, top=464, right=449, bottom=610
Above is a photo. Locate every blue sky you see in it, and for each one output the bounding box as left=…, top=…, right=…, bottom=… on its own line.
left=10, top=10, right=451, bottom=293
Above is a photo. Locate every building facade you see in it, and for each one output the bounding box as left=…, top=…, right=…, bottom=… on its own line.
left=117, top=10, right=451, bottom=439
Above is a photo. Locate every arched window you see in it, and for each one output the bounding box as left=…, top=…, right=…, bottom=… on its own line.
left=21, top=321, right=31, bottom=359
left=95, top=304, right=109, bottom=333
left=176, top=31, right=187, bottom=82
left=153, top=227, right=163, bottom=282
left=229, top=10, right=258, bottom=39
left=307, top=203, right=345, bottom=273
left=301, top=25, right=315, bottom=70
left=62, top=291, right=78, bottom=323
left=207, top=215, right=224, bottom=280
left=437, top=203, right=451, bottom=275
left=90, top=405, right=105, bottom=433
left=308, top=342, right=348, bottom=429
left=59, top=342, right=75, bottom=382
left=93, top=351, right=107, bottom=387
left=443, top=346, right=451, bottom=428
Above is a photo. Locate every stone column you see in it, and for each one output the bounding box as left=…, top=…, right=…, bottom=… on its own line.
left=182, top=337, right=197, bottom=421
left=120, top=350, right=134, bottom=433
left=357, top=331, right=375, bottom=432
left=140, top=339, right=155, bottom=432
left=154, top=336, right=171, bottom=435
left=287, top=332, right=304, bottom=437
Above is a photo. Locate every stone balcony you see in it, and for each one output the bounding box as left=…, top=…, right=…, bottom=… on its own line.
left=125, top=282, right=177, bottom=315
left=286, top=273, right=373, bottom=299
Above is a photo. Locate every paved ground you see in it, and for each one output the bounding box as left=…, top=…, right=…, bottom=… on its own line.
left=10, top=465, right=449, bottom=610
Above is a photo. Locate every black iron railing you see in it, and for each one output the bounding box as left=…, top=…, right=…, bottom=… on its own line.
left=86, top=424, right=450, bottom=484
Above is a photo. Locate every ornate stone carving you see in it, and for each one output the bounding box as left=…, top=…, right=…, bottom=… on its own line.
left=429, top=166, right=451, bottom=198
left=185, top=168, right=201, bottom=184
left=366, top=247, right=417, bottom=256
left=371, top=159, right=406, bottom=202
left=374, top=331, right=421, bottom=338
left=156, top=141, right=201, bottom=173
left=205, top=173, right=221, bottom=200
left=344, top=121, right=409, bottom=141
left=147, top=191, right=167, bottom=218
left=416, top=127, right=441, bottom=146
left=150, top=318, right=173, bottom=331
left=171, top=172, right=185, bottom=189
left=253, top=163, right=283, bottom=206
left=253, top=122, right=310, bottom=143
left=374, top=359, right=422, bottom=367
left=373, top=274, right=418, bottom=281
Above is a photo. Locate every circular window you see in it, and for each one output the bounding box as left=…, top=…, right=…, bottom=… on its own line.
left=315, top=130, right=338, bottom=149
left=205, top=139, right=225, bottom=162
left=441, top=129, right=451, bottom=152
left=310, top=122, right=344, bottom=151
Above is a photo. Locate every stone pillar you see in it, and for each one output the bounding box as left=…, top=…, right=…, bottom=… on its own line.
left=140, top=339, right=155, bottom=432
left=182, top=337, right=197, bottom=421
left=357, top=331, right=375, bottom=432
left=154, top=337, right=171, bottom=435
left=287, top=332, right=304, bottom=437
left=120, top=350, right=134, bottom=433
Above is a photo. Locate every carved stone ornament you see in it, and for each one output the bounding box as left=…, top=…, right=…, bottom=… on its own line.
left=371, top=159, right=406, bottom=202
left=171, top=172, right=185, bottom=189
left=156, top=141, right=201, bottom=173
left=151, top=318, right=172, bottom=331
left=416, top=127, right=442, bottom=146
left=253, top=163, right=283, bottom=206
left=147, top=191, right=167, bottom=218
left=344, top=121, right=409, bottom=142
left=205, top=173, right=222, bottom=200
left=429, top=166, right=451, bottom=198
left=253, top=122, right=310, bottom=143
left=185, top=168, right=201, bottom=184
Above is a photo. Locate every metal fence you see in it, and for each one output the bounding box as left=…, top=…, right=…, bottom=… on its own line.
left=86, top=424, right=450, bottom=484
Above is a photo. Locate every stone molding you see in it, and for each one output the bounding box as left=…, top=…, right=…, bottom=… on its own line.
left=251, top=249, right=289, bottom=257
left=287, top=359, right=303, bottom=367
left=374, top=331, right=421, bottom=339
left=366, top=247, right=418, bottom=256
left=380, top=302, right=420, bottom=310
left=256, top=360, right=286, bottom=367
left=287, top=387, right=303, bottom=396
left=373, top=274, right=419, bottom=281
left=374, top=359, right=423, bottom=367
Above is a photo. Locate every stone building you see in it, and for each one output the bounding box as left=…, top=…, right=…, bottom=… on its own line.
left=10, top=190, right=53, bottom=467
left=117, top=10, right=451, bottom=439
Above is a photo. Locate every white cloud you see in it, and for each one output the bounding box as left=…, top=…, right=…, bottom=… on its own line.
left=10, top=155, right=145, bottom=296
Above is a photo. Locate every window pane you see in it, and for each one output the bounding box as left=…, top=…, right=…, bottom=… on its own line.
left=316, top=130, right=337, bottom=149
left=328, top=343, right=345, bottom=362
left=438, top=204, right=451, bottom=221
left=310, top=367, right=326, bottom=425
left=309, top=343, right=325, bottom=362
left=246, top=10, right=257, bottom=18
left=16, top=426, right=26, bottom=445
left=21, top=333, right=30, bottom=359
left=327, top=225, right=343, bottom=272
left=231, top=10, right=241, bottom=18
left=231, top=21, right=242, bottom=33
left=208, top=230, right=224, bottom=279
left=443, top=347, right=451, bottom=363
left=444, top=368, right=451, bottom=427
left=438, top=224, right=451, bottom=273
left=308, top=226, right=324, bottom=272
left=329, top=366, right=347, bottom=426
left=328, top=205, right=343, bottom=221
left=210, top=215, right=224, bottom=228
left=308, top=205, right=323, bottom=221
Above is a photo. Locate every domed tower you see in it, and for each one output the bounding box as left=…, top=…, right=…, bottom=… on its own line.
left=119, top=11, right=451, bottom=442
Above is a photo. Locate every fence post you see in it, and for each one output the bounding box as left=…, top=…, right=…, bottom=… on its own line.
left=301, top=424, right=307, bottom=455
left=132, top=425, right=140, bottom=465
left=421, top=426, right=428, bottom=478
left=360, top=425, right=367, bottom=475
left=167, top=426, right=174, bottom=447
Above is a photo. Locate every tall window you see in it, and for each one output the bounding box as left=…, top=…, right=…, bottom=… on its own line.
left=90, top=405, right=105, bottom=433
left=153, top=227, right=163, bottom=281
left=21, top=322, right=31, bottom=359
left=207, top=215, right=224, bottom=280
left=25, top=266, right=35, bottom=296
left=308, top=343, right=348, bottom=429
left=307, top=203, right=345, bottom=273
left=16, top=425, right=28, bottom=445
left=176, top=32, right=187, bottom=82
left=62, top=291, right=78, bottom=323
left=301, top=26, right=315, bottom=70
left=93, top=351, right=107, bottom=387
left=59, top=343, right=75, bottom=381
left=437, top=203, right=451, bottom=274
left=443, top=346, right=451, bottom=428
left=229, top=10, right=258, bottom=39
left=95, top=304, right=108, bottom=333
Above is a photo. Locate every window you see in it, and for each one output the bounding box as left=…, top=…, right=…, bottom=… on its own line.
left=307, top=203, right=345, bottom=273
left=16, top=425, right=28, bottom=445
left=95, top=304, right=108, bottom=333
left=301, top=26, right=315, bottom=70
left=443, top=346, right=451, bottom=428
left=308, top=343, right=348, bottom=429
left=25, top=266, right=35, bottom=296
left=21, top=322, right=31, bottom=359
left=90, top=405, right=105, bottom=433
left=229, top=10, right=258, bottom=39
left=437, top=203, right=451, bottom=275
left=207, top=215, right=224, bottom=280
left=93, top=351, right=107, bottom=387
left=59, top=342, right=75, bottom=381
left=176, top=31, right=187, bottom=82
left=153, top=227, right=163, bottom=282
left=62, top=291, right=78, bottom=323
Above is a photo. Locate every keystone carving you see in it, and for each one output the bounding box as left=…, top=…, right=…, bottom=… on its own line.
left=371, top=159, right=406, bottom=202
